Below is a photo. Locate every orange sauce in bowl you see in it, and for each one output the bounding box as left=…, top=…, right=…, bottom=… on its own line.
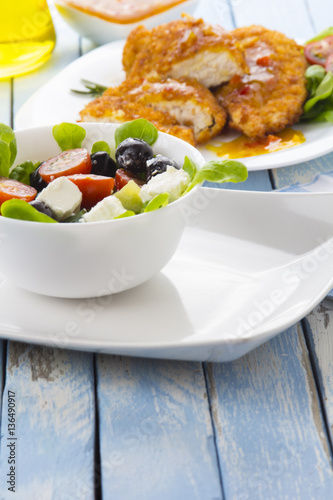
left=206, top=128, right=306, bottom=159
left=60, top=0, right=192, bottom=24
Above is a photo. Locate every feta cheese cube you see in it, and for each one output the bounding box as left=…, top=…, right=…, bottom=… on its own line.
left=83, top=195, right=126, bottom=222
left=37, top=177, right=82, bottom=221
left=140, top=166, right=190, bottom=204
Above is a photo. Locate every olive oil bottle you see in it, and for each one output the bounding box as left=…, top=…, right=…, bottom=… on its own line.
left=0, top=1, right=56, bottom=79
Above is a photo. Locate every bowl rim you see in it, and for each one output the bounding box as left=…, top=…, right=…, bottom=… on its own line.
left=54, top=0, right=200, bottom=26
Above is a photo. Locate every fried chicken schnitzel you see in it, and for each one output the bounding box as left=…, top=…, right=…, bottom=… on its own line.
left=214, top=26, right=308, bottom=138
left=123, top=17, right=247, bottom=88
left=80, top=77, right=226, bottom=145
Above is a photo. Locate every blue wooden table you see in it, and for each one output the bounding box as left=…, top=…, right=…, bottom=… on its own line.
left=0, top=1, right=333, bottom=499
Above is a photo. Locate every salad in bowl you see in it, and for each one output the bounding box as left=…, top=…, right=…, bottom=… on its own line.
left=0, top=119, right=247, bottom=298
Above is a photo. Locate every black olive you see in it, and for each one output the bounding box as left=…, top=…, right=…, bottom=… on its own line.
left=29, top=164, right=48, bottom=192
left=115, top=138, right=154, bottom=175
left=29, top=200, right=56, bottom=219
left=90, top=151, right=117, bottom=177
left=146, top=155, right=180, bottom=182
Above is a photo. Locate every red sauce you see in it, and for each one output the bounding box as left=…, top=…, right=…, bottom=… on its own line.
left=62, top=0, right=192, bottom=24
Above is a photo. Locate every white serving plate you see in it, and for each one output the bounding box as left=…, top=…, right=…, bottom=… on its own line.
left=1, top=187, right=333, bottom=362
left=15, top=40, right=333, bottom=171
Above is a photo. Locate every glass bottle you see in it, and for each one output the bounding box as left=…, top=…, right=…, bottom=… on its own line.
left=0, top=1, right=56, bottom=79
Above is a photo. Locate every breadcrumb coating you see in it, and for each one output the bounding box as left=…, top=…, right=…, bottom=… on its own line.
left=80, top=76, right=226, bottom=144
left=123, top=16, right=247, bottom=87
left=214, top=25, right=308, bottom=138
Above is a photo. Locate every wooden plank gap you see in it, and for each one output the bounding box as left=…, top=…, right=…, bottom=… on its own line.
left=202, top=363, right=226, bottom=500
left=10, top=79, right=14, bottom=129
left=93, top=353, right=102, bottom=500
left=79, top=36, right=83, bottom=58
left=301, top=317, right=333, bottom=461
left=0, top=341, right=7, bottom=424
left=303, top=0, right=317, bottom=34
left=226, top=0, right=237, bottom=28
left=268, top=169, right=277, bottom=190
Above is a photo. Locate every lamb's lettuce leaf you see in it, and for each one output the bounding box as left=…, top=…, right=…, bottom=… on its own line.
left=182, top=156, right=197, bottom=181
left=52, top=123, right=86, bottom=151
left=115, top=119, right=158, bottom=148
left=143, top=193, right=170, bottom=213
left=0, top=124, right=17, bottom=177
left=91, top=141, right=111, bottom=155
left=306, top=27, right=333, bottom=44
left=9, top=160, right=40, bottom=185
left=114, top=210, right=136, bottom=219
left=184, top=160, right=248, bottom=193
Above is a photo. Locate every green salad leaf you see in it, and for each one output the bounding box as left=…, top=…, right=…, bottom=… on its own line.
left=9, top=160, right=40, bottom=185
left=0, top=124, right=17, bottom=176
left=306, top=27, right=333, bottom=44
left=115, top=119, right=158, bottom=148
left=305, top=65, right=327, bottom=96
left=114, top=210, right=136, bottom=219
left=53, top=123, right=86, bottom=151
left=91, top=141, right=111, bottom=155
left=302, top=70, right=333, bottom=122
left=304, top=71, right=333, bottom=112
left=1, top=199, right=57, bottom=223
left=184, top=160, right=248, bottom=193
left=182, top=156, right=197, bottom=181
left=143, top=193, right=170, bottom=213
left=0, top=140, right=11, bottom=177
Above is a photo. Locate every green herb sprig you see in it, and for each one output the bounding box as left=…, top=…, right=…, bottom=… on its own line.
left=71, top=79, right=108, bottom=97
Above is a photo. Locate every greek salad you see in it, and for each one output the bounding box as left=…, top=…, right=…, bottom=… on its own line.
left=0, top=119, right=248, bottom=223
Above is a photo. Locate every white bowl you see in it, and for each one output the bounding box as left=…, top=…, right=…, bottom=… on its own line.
left=0, top=123, right=204, bottom=298
left=54, top=0, right=200, bottom=45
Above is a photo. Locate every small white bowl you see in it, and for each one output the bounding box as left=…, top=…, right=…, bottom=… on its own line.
left=55, top=0, right=200, bottom=45
left=0, top=123, right=204, bottom=299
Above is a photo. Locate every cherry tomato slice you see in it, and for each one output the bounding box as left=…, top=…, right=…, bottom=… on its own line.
left=0, top=177, right=37, bottom=210
left=66, top=174, right=115, bottom=210
left=304, top=35, right=333, bottom=66
left=325, top=53, right=333, bottom=73
left=115, top=169, right=145, bottom=191
left=39, top=148, right=92, bottom=183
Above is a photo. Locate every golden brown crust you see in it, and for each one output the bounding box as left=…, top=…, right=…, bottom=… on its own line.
left=80, top=86, right=196, bottom=146
left=214, top=25, right=308, bottom=138
left=123, top=16, right=247, bottom=80
left=122, top=25, right=151, bottom=74
left=80, top=76, right=226, bottom=144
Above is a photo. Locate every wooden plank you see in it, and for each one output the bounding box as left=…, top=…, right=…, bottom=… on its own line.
left=305, top=0, right=333, bottom=33
left=272, top=153, right=333, bottom=189
left=0, top=81, right=12, bottom=127
left=96, top=355, right=223, bottom=500
left=206, top=5, right=333, bottom=500
left=303, top=300, right=333, bottom=445
left=0, top=80, right=11, bottom=440
left=195, top=0, right=234, bottom=29
left=13, top=4, right=80, bottom=125
left=206, top=325, right=333, bottom=500
left=0, top=341, right=5, bottom=426
left=231, top=0, right=313, bottom=38
left=0, top=343, right=95, bottom=499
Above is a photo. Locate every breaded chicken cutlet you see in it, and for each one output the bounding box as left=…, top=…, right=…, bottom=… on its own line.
left=123, top=17, right=247, bottom=88
left=214, top=26, right=308, bottom=138
left=80, top=77, right=227, bottom=145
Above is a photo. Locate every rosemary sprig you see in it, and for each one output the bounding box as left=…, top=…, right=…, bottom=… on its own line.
left=71, top=79, right=108, bottom=97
